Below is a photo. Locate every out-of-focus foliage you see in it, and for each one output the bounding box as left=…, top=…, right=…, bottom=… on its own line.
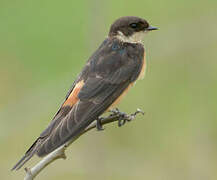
left=1, top=0, right=217, bottom=179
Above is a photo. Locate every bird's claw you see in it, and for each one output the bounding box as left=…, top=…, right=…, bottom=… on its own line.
left=118, top=118, right=126, bottom=127
left=134, top=108, right=145, bottom=116
left=97, top=108, right=144, bottom=129
left=110, top=108, right=145, bottom=127
left=96, top=117, right=104, bottom=131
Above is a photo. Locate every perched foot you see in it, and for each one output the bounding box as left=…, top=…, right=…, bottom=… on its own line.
left=129, top=108, right=145, bottom=120
left=109, top=108, right=144, bottom=127
left=96, top=117, right=104, bottom=131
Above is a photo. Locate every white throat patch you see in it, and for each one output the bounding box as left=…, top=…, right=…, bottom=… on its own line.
left=115, top=31, right=146, bottom=44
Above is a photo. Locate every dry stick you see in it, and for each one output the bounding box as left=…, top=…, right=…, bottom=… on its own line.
left=24, top=108, right=144, bottom=180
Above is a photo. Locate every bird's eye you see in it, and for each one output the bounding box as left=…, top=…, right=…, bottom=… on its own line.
left=130, top=23, right=138, bottom=29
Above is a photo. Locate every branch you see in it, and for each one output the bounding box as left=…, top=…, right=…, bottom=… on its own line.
left=24, top=108, right=144, bottom=180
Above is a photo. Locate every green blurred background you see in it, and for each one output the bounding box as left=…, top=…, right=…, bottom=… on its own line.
left=1, top=0, right=217, bottom=179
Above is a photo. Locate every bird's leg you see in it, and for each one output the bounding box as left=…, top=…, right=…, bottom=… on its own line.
left=96, top=117, right=104, bottom=131
left=109, top=108, right=127, bottom=127
left=109, top=108, right=144, bottom=127
left=95, top=108, right=144, bottom=131
left=126, top=108, right=145, bottom=122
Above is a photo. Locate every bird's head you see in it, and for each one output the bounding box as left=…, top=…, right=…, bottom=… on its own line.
left=109, top=16, right=158, bottom=44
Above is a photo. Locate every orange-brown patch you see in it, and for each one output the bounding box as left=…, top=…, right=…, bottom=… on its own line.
left=63, top=80, right=84, bottom=107
left=107, top=83, right=134, bottom=111
left=138, top=52, right=146, bottom=80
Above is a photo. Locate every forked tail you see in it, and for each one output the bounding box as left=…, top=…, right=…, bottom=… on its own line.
left=11, top=138, right=40, bottom=171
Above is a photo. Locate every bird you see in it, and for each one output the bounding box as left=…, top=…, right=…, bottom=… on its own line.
left=12, top=16, right=158, bottom=170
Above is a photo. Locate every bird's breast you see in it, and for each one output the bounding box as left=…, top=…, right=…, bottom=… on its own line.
left=137, top=52, right=146, bottom=80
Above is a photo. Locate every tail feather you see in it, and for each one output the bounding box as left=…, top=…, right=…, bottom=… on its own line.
left=11, top=138, right=40, bottom=171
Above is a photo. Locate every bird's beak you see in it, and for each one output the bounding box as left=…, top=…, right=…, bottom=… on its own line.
left=146, top=26, right=158, bottom=31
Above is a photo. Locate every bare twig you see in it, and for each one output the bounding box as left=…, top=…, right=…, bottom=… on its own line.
left=24, top=108, right=144, bottom=180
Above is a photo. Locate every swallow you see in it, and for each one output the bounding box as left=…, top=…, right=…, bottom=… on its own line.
left=12, top=16, right=158, bottom=170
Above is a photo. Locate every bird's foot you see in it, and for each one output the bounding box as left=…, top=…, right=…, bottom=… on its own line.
left=109, top=108, right=144, bottom=127
left=96, top=117, right=104, bottom=131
